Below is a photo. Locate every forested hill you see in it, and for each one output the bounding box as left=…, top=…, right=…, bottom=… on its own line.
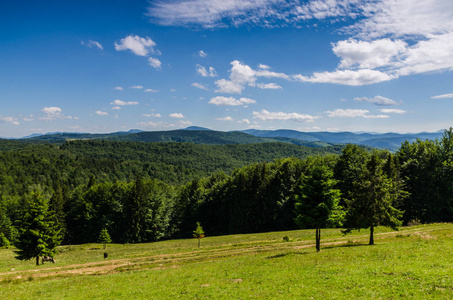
left=0, top=140, right=346, bottom=198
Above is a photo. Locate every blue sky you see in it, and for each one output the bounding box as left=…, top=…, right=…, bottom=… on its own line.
left=1, top=0, right=452, bottom=138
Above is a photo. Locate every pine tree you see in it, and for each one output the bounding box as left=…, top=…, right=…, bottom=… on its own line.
left=294, top=163, right=344, bottom=252
left=98, top=227, right=112, bottom=249
left=193, top=222, right=205, bottom=248
left=15, top=191, right=61, bottom=265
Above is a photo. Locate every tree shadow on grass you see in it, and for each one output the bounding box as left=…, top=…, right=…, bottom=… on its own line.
left=322, top=243, right=369, bottom=250
left=265, top=251, right=310, bottom=259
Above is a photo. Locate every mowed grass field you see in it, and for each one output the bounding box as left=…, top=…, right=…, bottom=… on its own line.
left=1, top=223, right=453, bottom=299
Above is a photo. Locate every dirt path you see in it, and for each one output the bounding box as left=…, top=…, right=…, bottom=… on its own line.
left=0, top=226, right=433, bottom=281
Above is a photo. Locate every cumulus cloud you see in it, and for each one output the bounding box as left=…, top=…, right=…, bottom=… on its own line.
left=0, top=116, right=20, bottom=125
left=353, top=95, right=400, bottom=106
left=145, top=88, right=158, bottom=92
left=148, top=57, right=162, bottom=69
left=114, top=86, right=124, bottom=90
left=209, top=96, right=256, bottom=106
left=40, top=107, right=76, bottom=121
left=253, top=109, right=318, bottom=122
left=238, top=118, right=251, bottom=124
left=96, top=111, right=109, bottom=116
left=199, top=50, right=207, bottom=57
left=333, top=38, right=407, bottom=69
left=192, top=82, right=209, bottom=90
left=196, top=65, right=217, bottom=77
left=216, top=116, right=234, bottom=121
left=115, top=35, right=157, bottom=56
left=326, top=108, right=388, bottom=118
left=215, top=60, right=288, bottom=93
left=110, top=99, right=139, bottom=106
left=169, top=113, right=185, bottom=119
left=431, top=93, right=453, bottom=99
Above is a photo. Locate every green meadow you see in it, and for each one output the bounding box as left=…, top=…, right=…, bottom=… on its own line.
left=1, top=223, right=453, bottom=299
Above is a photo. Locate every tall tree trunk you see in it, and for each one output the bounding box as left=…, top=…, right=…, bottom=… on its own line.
left=316, top=228, right=321, bottom=252
left=36, top=256, right=39, bottom=266
left=369, top=225, right=374, bottom=245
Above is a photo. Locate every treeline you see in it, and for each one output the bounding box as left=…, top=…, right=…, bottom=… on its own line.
left=1, top=129, right=453, bottom=248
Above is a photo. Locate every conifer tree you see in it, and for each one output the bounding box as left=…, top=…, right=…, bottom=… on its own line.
left=15, top=191, right=61, bottom=265
left=294, top=163, right=344, bottom=252
left=193, top=222, right=205, bottom=248
left=98, top=227, right=112, bottom=249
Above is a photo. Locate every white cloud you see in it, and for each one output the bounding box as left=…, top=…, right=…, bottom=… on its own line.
left=82, top=40, right=103, bottom=50
left=0, top=116, right=20, bottom=125
left=145, top=88, right=158, bottom=92
left=216, top=116, right=234, bottom=121
left=258, top=64, right=270, bottom=69
left=115, top=35, right=157, bottom=56
left=40, top=107, right=76, bottom=121
left=192, top=82, right=209, bottom=90
left=199, top=50, right=207, bottom=57
left=110, top=99, right=139, bottom=106
left=137, top=121, right=176, bottom=128
left=293, top=69, right=396, bottom=86
left=215, top=60, right=289, bottom=93
left=147, top=0, right=283, bottom=27
left=353, top=95, right=400, bottom=106
left=196, top=65, right=217, bottom=77
left=148, top=57, right=162, bottom=69
left=326, top=108, right=388, bottom=118
left=379, top=108, right=406, bottom=114
left=130, top=85, right=143, bottom=89
left=333, top=38, right=407, bottom=69
left=143, top=113, right=161, bottom=117
left=238, top=118, right=251, bottom=124
left=209, top=96, right=256, bottom=106
left=169, top=113, right=185, bottom=119
left=112, top=106, right=121, bottom=110
left=114, top=86, right=124, bottom=90
left=257, top=83, right=282, bottom=89
left=431, top=93, right=453, bottom=99
left=253, top=109, right=318, bottom=123
left=96, top=111, right=109, bottom=116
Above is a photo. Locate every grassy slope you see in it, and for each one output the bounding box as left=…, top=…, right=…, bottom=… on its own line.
left=1, top=224, right=452, bottom=299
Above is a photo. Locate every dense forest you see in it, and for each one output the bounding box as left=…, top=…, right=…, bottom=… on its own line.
left=0, top=129, right=452, bottom=250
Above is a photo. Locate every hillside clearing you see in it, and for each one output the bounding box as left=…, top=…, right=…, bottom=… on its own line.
left=0, top=223, right=452, bottom=299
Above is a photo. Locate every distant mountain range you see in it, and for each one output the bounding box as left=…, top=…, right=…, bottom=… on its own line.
left=1, top=127, right=447, bottom=151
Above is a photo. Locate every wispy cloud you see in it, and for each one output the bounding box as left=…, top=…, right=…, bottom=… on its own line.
left=114, top=86, right=124, bottom=91
left=81, top=40, right=103, bottom=50
left=216, top=116, right=234, bottom=121
left=130, top=85, right=143, bottom=89
left=379, top=108, right=406, bottom=114
left=169, top=113, right=185, bottom=119
left=326, top=108, right=388, bottom=118
left=196, top=65, right=217, bottom=77
left=145, top=88, right=158, bottom=93
left=199, top=50, right=207, bottom=57
left=0, top=116, right=20, bottom=125
left=96, top=111, right=109, bottom=116
left=253, top=109, right=318, bottom=122
left=431, top=93, right=453, bottom=99
left=192, top=82, right=209, bottom=90
left=354, top=95, right=400, bottom=106
left=209, top=96, right=256, bottom=106
left=110, top=100, right=139, bottom=106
